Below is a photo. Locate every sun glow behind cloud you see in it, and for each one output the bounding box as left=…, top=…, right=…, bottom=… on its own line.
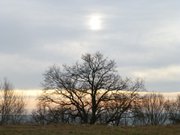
left=87, top=14, right=103, bottom=31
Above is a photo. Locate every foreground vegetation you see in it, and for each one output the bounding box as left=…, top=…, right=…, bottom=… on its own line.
left=0, top=124, right=180, bottom=135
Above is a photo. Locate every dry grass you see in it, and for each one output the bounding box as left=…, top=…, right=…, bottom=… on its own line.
left=0, top=124, right=179, bottom=135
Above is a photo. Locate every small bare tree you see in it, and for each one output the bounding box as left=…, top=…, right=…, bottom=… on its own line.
left=0, top=79, right=26, bottom=124
left=133, top=93, right=168, bottom=125
left=32, top=101, right=72, bottom=124
left=166, top=95, right=180, bottom=124
left=101, top=90, right=139, bottom=125
left=32, top=102, right=49, bottom=125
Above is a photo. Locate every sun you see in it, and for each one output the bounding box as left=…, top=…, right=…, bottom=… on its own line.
left=88, top=14, right=103, bottom=31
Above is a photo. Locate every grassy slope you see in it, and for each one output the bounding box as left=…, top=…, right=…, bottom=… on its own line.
left=0, top=124, right=180, bottom=135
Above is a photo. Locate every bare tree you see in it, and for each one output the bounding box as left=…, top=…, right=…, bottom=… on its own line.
left=32, top=101, right=72, bottom=124
left=166, top=95, right=180, bottom=124
left=132, top=93, right=169, bottom=125
left=41, top=52, right=144, bottom=124
left=32, top=102, right=49, bottom=125
left=101, top=90, right=139, bottom=125
left=0, top=79, right=26, bottom=124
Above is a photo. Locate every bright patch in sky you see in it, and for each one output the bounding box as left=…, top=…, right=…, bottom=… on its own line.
left=88, top=14, right=103, bottom=31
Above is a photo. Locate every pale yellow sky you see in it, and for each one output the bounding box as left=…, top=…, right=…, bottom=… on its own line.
left=14, top=89, right=180, bottom=113
left=15, top=89, right=42, bottom=113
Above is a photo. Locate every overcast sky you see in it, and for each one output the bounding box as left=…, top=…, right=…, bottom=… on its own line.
left=0, top=0, right=180, bottom=92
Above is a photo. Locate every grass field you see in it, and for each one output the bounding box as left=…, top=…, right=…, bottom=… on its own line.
left=0, top=124, right=180, bottom=135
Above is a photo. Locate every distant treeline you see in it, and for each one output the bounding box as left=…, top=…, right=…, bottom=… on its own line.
left=31, top=93, right=180, bottom=126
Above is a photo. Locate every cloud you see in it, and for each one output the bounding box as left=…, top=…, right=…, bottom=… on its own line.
left=0, top=0, right=180, bottom=91
left=0, top=53, right=50, bottom=89
left=132, top=65, right=180, bottom=82
left=131, top=65, right=180, bottom=91
left=42, top=41, right=91, bottom=63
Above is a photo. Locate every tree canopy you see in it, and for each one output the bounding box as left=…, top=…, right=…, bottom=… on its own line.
left=41, top=52, right=144, bottom=124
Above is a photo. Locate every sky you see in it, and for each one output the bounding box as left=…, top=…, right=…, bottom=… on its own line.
left=0, top=0, right=180, bottom=92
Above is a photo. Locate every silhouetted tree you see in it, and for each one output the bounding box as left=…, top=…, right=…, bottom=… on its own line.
left=166, top=95, right=180, bottom=124
left=0, top=79, right=26, bottom=124
left=40, top=52, right=144, bottom=124
left=133, top=93, right=168, bottom=125
left=32, top=102, right=48, bottom=125
left=32, top=101, right=72, bottom=124
left=101, top=91, right=139, bottom=125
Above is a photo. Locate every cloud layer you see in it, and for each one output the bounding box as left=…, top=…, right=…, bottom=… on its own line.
left=0, top=0, right=180, bottom=91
